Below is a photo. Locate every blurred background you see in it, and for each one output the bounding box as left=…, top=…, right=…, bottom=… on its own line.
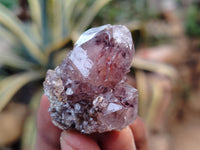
left=0, top=0, right=199, bottom=149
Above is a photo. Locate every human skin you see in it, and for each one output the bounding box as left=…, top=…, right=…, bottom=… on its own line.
left=36, top=95, right=149, bottom=150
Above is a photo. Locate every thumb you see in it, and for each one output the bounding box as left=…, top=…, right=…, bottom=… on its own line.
left=60, top=131, right=100, bottom=150
left=60, top=131, right=73, bottom=150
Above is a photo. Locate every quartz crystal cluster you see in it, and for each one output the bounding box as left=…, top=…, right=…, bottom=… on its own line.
left=43, top=24, right=138, bottom=134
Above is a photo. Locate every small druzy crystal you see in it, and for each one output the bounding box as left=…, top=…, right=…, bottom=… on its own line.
left=43, top=24, right=138, bottom=134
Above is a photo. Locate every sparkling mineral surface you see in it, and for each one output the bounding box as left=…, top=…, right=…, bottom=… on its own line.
left=43, top=24, right=138, bottom=134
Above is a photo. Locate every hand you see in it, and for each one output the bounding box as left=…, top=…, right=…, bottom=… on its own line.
left=36, top=95, right=149, bottom=150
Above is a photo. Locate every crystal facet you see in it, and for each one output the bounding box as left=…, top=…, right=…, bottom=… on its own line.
left=43, top=24, right=138, bottom=134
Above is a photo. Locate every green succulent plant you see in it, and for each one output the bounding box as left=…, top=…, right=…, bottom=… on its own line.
left=0, top=0, right=111, bottom=112
left=0, top=0, right=111, bottom=149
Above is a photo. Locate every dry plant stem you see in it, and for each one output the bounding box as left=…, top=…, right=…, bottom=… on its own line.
left=135, top=70, right=149, bottom=119
left=146, top=78, right=163, bottom=129
left=132, top=57, right=178, bottom=81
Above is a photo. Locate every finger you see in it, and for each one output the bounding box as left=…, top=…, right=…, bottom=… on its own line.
left=129, top=117, right=149, bottom=150
left=60, top=131, right=100, bottom=150
left=98, top=127, right=136, bottom=150
left=35, top=95, right=62, bottom=150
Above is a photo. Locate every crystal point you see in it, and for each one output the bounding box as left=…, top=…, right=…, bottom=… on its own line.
left=43, top=24, right=138, bottom=134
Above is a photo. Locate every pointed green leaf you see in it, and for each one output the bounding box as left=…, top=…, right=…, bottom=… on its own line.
left=28, top=0, right=42, bottom=31
left=0, top=71, right=44, bottom=112
left=44, top=37, right=70, bottom=56
left=27, top=0, right=42, bottom=44
left=0, top=26, right=17, bottom=43
left=47, top=0, right=63, bottom=42
left=64, top=0, right=78, bottom=34
left=71, top=0, right=111, bottom=41
left=44, top=0, right=74, bottom=55
left=0, top=48, right=34, bottom=69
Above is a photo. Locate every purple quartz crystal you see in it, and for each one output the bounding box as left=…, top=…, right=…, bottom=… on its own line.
left=43, top=24, right=138, bottom=134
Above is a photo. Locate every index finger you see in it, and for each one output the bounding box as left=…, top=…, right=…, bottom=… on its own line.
left=129, top=117, right=149, bottom=150
left=35, top=95, right=62, bottom=150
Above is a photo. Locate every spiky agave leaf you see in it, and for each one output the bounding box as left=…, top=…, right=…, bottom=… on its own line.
left=44, top=0, right=112, bottom=55
left=71, top=0, right=112, bottom=42
left=0, top=71, right=44, bottom=112
left=27, top=0, right=42, bottom=45
left=0, top=48, right=34, bottom=69
left=28, top=0, right=42, bottom=31
left=0, top=4, right=47, bottom=65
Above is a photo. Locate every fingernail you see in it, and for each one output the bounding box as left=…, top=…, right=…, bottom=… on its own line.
left=60, top=131, right=74, bottom=150
left=127, top=127, right=137, bottom=150
left=132, top=142, right=137, bottom=150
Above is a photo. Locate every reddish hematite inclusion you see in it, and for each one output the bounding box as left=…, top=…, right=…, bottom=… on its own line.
left=43, top=24, right=138, bottom=134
